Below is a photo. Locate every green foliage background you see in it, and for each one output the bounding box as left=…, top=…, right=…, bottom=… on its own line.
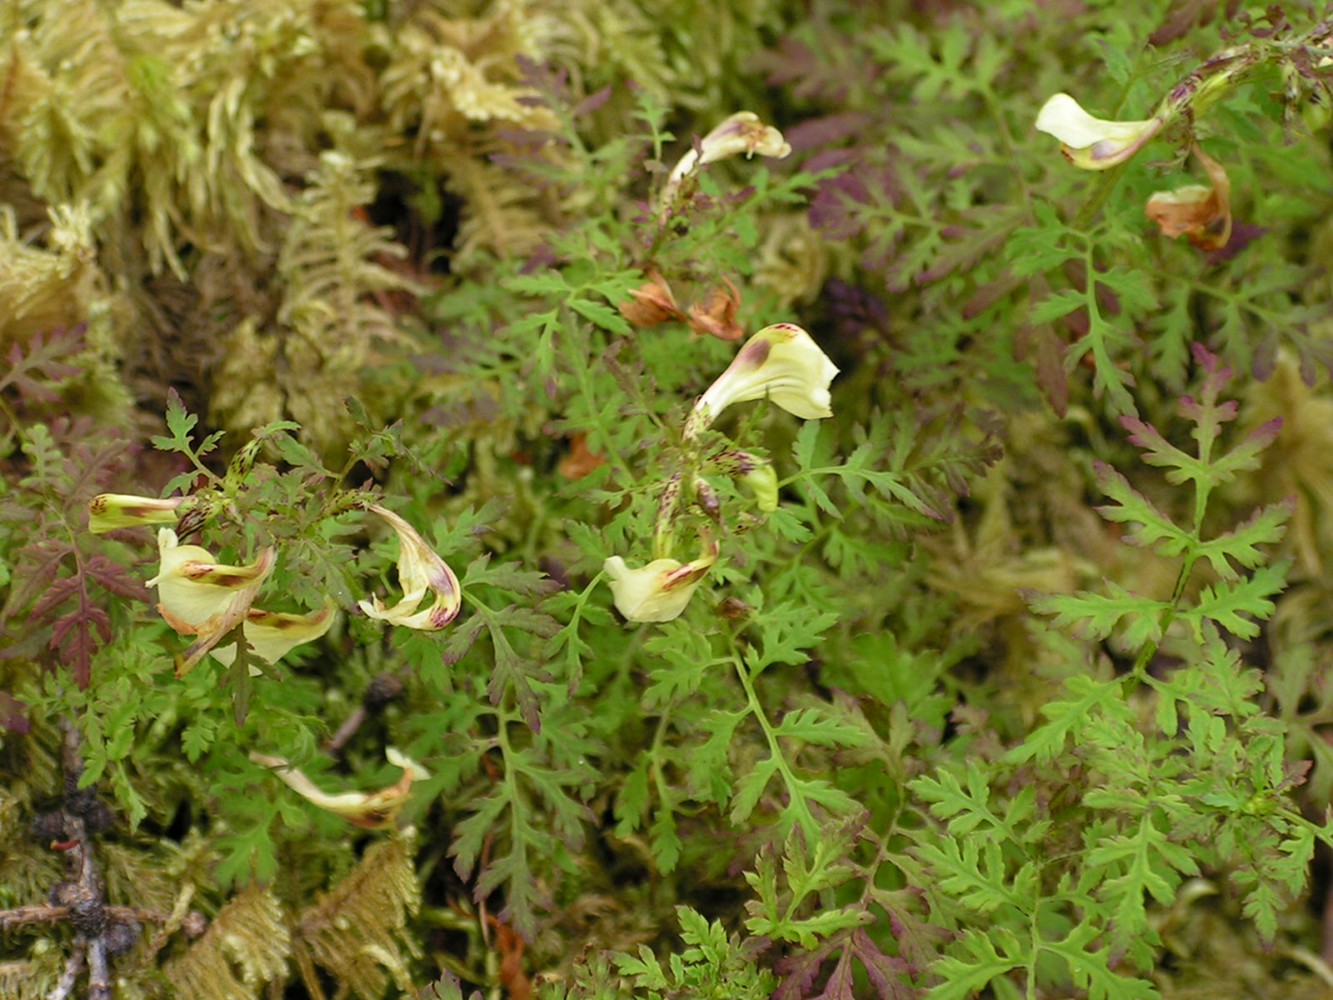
left=4, top=1, right=1333, bottom=998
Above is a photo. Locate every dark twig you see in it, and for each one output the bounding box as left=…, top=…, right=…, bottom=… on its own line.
left=324, top=669, right=407, bottom=754
left=0, top=904, right=175, bottom=932
left=0, top=719, right=150, bottom=1000
left=53, top=718, right=117, bottom=1000
left=47, top=937, right=83, bottom=1000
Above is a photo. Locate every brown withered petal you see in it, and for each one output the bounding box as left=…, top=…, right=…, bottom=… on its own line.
left=618, top=272, right=682, bottom=328
left=686, top=277, right=744, bottom=341
left=1144, top=144, right=1232, bottom=252
left=557, top=433, right=607, bottom=479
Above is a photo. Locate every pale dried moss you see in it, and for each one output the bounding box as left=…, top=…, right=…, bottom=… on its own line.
left=163, top=883, right=292, bottom=999
left=291, top=833, right=421, bottom=999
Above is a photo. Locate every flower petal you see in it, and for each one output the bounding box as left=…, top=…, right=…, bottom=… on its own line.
left=1145, top=144, right=1232, bottom=252
left=211, top=599, right=338, bottom=668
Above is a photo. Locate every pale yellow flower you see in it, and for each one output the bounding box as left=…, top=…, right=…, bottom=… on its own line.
left=146, top=528, right=287, bottom=676
left=147, top=529, right=276, bottom=635
left=673, top=111, right=791, bottom=179
left=687, top=323, right=839, bottom=437
left=249, top=748, right=429, bottom=830
left=358, top=505, right=461, bottom=630
left=661, top=111, right=791, bottom=218
left=1035, top=93, right=1163, bottom=170
left=604, top=538, right=719, bottom=623
left=88, top=493, right=187, bottom=534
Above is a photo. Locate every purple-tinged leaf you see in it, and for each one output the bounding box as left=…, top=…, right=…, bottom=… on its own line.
left=1149, top=0, right=1241, bottom=47
left=783, top=112, right=873, bottom=153
left=482, top=605, right=544, bottom=732
left=571, top=84, right=611, bottom=117
left=816, top=950, right=859, bottom=1000
left=1015, top=320, right=1069, bottom=417
left=0, top=691, right=29, bottom=734
left=775, top=928, right=918, bottom=1000
left=441, top=614, right=487, bottom=666
left=29, top=574, right=81, bottom=622
left=775, top=934, right=842, bottom=999
left=0, top=326, right=84, bottom=402
left=83, top=555, right=150, bottom=603
left=50, top=603, right=111, bottom=689
left=871, top=886, right=951, bottom=974
left=845, top=929, right=916, bottom=999
left=1, top=538, right=69, bottom=627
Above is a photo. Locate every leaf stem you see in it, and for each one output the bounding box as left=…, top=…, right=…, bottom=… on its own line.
left=730, top=651, right=819, bottom=841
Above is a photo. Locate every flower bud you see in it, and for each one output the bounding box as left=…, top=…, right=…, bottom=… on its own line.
left=694, top=477, right=722, bottom=522
left=709, top=449, right=778, bottom=511
left=740, top=461, right=779, bottom=512
left=88, top=494, right=186, bottom=534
